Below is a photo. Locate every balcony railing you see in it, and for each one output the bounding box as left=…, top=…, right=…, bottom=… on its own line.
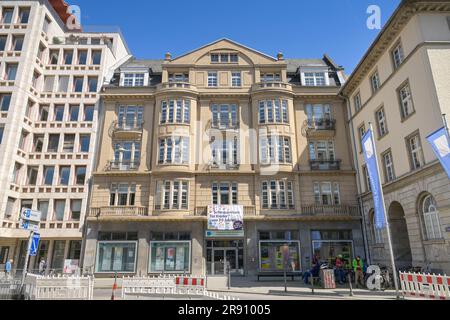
left=256, top=82, right=292, bottom=89
left=107, top=160, right=140, bottom=171
left=195, top=206, right=256, bottom=217
left=113, top=121, right=144, bottom=133
left=159, top=82, right=194, bottom=90
left=302, top=205, right=359, bottom=217
left=89, top=206, right=148, bottom=218
left=310, top=160, right=341, bottom=171
left=210, top=121, right=240, bottom=131
left=307, top=119, right=336, bottom=131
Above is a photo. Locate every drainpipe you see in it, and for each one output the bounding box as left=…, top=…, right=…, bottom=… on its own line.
left=342, top=93, right=371, bottom=265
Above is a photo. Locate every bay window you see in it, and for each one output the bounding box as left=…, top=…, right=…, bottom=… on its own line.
left=259, top=99, right=288, bottom=124
left=260, top=135, right=292, bottom=164
left=261, top=180, right=295, bottom=210
left=118, top=106, right=144, bottom=129
left=160, top=99, right=190, bottom=124
left=155, top=180, right=189, bottom=210
left=158, top=137, right=189, bottom=165
left=211, top=137, right=239, bottom=167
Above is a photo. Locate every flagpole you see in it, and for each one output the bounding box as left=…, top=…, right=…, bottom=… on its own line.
left=369, top=123, right=400, bottom=299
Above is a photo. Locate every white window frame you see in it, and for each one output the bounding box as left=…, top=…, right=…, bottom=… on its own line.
left=212, top=182, right=238, bottom=205
left=95, top=241, right=138, bottom=274
left=370, top=71, right=381, bottom=93
left=261, top=180, right=295, bottom=210
left=211, top=136, right=239, bottom=167
left=383, top=151, right=395, bottom=182
left=408, top=134, right=423, bottom=170
left=376, top=107, right=388, bottom=137
left=399, top=82, right=415, bottom=119
left=354, top=92, right=362, bottom=112
left=259, top=99, right=289, bottom=124
left=422, top=195, right=442, bottom=240
left=231, top=72, right=241, bottom=87
left=207, top=72, right=218, bottom=87
left=260, top=135, right=292, bottom=165
left=314, top=182, right=341, bottom=205
left=160, top=99, right=190, bottom=125
left=110, top=183, right=136, bottom=207
left=392, top=41, right=405, bottom=69
left=155, top=180, right=189, bottom=210
left=158, top=136, right=190, bottom=165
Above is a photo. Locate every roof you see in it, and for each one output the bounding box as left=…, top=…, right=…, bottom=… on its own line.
left=285, top=59, right=328, bottom=73
left=118, top=58, right=164, bottom=73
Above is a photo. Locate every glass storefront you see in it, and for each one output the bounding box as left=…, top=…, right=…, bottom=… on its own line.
left=312, top=230, right=354, bottom=269
left=206, top=240, right=244, bottom=275
left=52, top=241, right=66, bottom=270
left=96, top=242, right=137, bottom=273
left=258, top=231, right=301, bottom=272
left=149, top=241, right=191, bottom=273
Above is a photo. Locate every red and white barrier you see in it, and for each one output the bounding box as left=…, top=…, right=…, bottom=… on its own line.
left=400, top=272, right=450, bottom=300
left=175, top=276, right=206, bottom=295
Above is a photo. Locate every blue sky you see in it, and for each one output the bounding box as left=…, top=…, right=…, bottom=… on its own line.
left=72, top=0, right=401, bottom=74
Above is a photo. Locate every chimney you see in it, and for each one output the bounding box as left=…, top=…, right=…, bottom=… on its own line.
left=165, top=52, right=172, bottom=61
left=277, top=52, right=284, bottom=61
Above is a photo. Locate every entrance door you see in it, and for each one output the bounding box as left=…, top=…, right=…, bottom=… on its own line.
left=212, top=249, right=238, bottom=275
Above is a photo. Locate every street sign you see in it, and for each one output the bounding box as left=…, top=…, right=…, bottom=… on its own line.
left=21, top=208, right=42, bottom=223
left=20, top=219, right=39, bottom=233
left=29, top=233, right=40, bottom=256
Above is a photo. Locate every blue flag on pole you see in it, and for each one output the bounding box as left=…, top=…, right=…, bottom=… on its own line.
left=362, top=128, right=386, bottom=230
left=426, top=127, right=450, bottom=179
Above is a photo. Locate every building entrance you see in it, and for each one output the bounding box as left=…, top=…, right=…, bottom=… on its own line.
left=206, top=240, right=244, bottom=276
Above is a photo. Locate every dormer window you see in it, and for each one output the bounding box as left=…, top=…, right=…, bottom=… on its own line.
left=121, top=72, right=148, bottom=87
left=304, top=72, right=326, bottom=86
left=261, top=73, right=281, bottom=82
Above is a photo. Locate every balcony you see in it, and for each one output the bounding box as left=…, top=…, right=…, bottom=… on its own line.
left=310, top=160, right=341, bottom=171
left=301, top=205, right=360, bottom=218
left=304, top=119, right=336, bottom=137
left=209, top=163, right=240, bottom=171
left=195, top=206, right=256, bottom=217
left=209, top=121, right=240, bottom=131
left=110, top=121, right=143, bottom=139
left=157, top=82, right=197, bottom=93
left=89, top=206, right=148, bottom=218
left=107, top=160, right=140, bottom=172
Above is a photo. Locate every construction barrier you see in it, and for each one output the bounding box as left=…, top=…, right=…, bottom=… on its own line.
left=320, top=269, right=336, bottom=289
left=400, top=272, right=450, bottom=300
left=23, top=274, right=94, bottom=300
left=175, top=276, right=206, bottom=295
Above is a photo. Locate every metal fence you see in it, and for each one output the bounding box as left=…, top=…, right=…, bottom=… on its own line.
left=0, top=280, right=22, bottom=300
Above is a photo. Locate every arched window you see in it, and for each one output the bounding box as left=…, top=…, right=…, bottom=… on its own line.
left=371, top=210, right=383, bottom=244
left=422, top=195, right=442, bottom=240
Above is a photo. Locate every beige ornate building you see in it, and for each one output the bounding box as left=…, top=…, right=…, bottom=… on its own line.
left=0, top=0, right=130, bottom=273
left=341, top=0, right=450, bottom=274
left=84, top=39, right=364, bottom=277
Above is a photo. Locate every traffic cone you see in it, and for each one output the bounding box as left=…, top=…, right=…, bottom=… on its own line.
left=111, top=273, right=118, bottom=300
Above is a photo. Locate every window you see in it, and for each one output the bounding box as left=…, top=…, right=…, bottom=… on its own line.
left=42, top=16, right=51, bottom=34
left=37, top=43, right=45, bottom=61
left=422, top=195, right=442, bottom=240
left=370, top=71, right=381, bottom=93
left=18, top=8, right=30, bottom=24
left=211, top=54, right=219, bottom=63
left=12, top=162, right=22, bottom=185
left=96, top=242, right=137, bottom=273
left=259, top=99, right=289, bottom=124
left=33, top=134, right=44, bottom=152
left=38, top=106, right=48, bottom=122
left=5, top=63, right=18, bottom=80
left=363, top=165, right=372, bottom=192
left=77, top=50, right=87, bottom=65
left=113, top=141, right=141, bottom=169
left=12, top=35, right=24, bottom=51
left=91, top=38, right=101, bottom=45
left=47, top=134, right=59, bottom=152
left=0, top=35, right=7, bottom=51
left=70, top=200, right=82, bottom=221
left=118, top=105, right=144, bottom=129
left=155, top=180, right=189, bottom=210
left=38, top=201, right=49, bottom=221
left=0, top=93, right=11, bottom=111
left=54, top=200, right=65, bottom=221
left=158, top=137, right=189, bottom=165
left=261, top=73, right=281, bottom=82
left=211, top=136, right=239, bottom=167
left=88, top=77, right=98, bottom=92
left=376, top=106, right=388, bottom=137
left=398, top=82, right=415, bottom=119
left=309, top=141, right=335, bottom=161
left=49, top=50, right=59, bottom=65
left=59, top=166, right=70, bottom=185
left=32, top=71, right=40, bottom=88
left=27, top=166, right=38, bottom=185
left=43, top=76, right=55, bottom=92
left=208, top=72, right=218, bottom=87
left=260, top=135, right=292, bottom=164
left=63, top=134, right=75, bottom=152
left=109, top=183, right=136, bottom=206
left=168, top=73, right=189, bottom=83
left=73, top=77, right=84, bottom=92
left=43, top=166, right=54, bottom=185
left=0, top=126, right=3, bottom=144
left=160, top=100, right=189, bottom=124
left=91, top=50, right=102, bottom=65
left=220, top=54, right=229, bottom=63
left=79, top=134, right=90, bottom=153
left=58, top=76, right=69, bottom=92
left=407, top=133, right=424, bottom=170
left=123, top=73, right=145, bottom=87
left=230, top=54, right=238, bottom=63
left=261, top=180, right=295, bottom=210
left=304, top=72, right=326, bottom=86
left=68, top=241, right=82, bottom=260
left=382, top=150, right=395, bottom=183
left=231, top=72, right=241, bottom=87
left=75, top=166, right=86, bottom=185
left=314, top=182, right=341, bottom=205
left=358, top=124, right=366, bottom=153
left=354, top=92, right=362, bottom=112
left=1, top=8, right=14, bottom=24
left=259, top=239, right=300, bottom=272
left=63, top=50, right=73, bottom=65
left=211, top=104, right=238, bottom=129
left=306, top=104, right=332, bottom=126
left=149, top=241, right=190, bottom=273
left=83, top=105, right=94, bottom=121
left=392, top=42, right=405, bottom=69
left=69, top=105, right=79, bottom=122
left=212, top=182, right=238, bottom=205
left=54, top=105, right=65, bottom=121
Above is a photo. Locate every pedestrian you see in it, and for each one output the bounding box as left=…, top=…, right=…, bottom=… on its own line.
left=353, top=256, right=365, bottom=288
left=335, top=255, right=345, bottom=285
left=4, top=259, right=13, bottom=280
left=38, top=259, right=47, bottom=276
left=303, top=258, right=320, bottom=284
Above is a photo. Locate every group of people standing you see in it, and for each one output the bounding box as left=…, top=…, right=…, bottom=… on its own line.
left=3, top=258, right=47, bottom=279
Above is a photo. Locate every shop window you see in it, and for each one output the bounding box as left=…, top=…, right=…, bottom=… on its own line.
left=68, top=241, right=82, bottom=260
left=96, top=242, right=137, bottom=273
left=312, top=241, right=354, bottom=270
left=259, top=241, right=301, bottom=272
left=52, top=241, right=66, bottom=270
left=149, top=241, right=191, bottom=273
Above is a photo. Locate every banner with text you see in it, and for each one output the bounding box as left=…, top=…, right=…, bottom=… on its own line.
left=427, top=127, right=450, bottom=179
left=207, top=205, right=244, bottom=231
